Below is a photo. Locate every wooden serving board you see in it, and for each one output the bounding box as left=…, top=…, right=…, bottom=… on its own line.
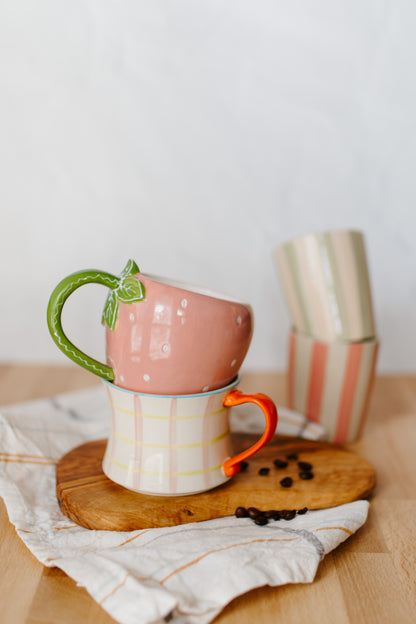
left=56, top=434, right=376, bottom=531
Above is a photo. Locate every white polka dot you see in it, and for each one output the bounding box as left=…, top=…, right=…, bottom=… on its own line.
left=120, top=375, right=125, bottom=382
left=129, top=313, right=135, bottom=321
left=237, top=316, right=242, bottom=325
left=143, top=374, right=150, bottom=382
left=162, top=343, right=169, bottom=353
left=231, top=359, right=237, bottom=367
left=181, top=298, right=188, bottom=309
left=203, top=386, right=209, bottom=392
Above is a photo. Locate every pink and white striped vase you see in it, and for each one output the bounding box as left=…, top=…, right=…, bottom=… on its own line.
left=287, top=330, right=379, bottom=444
left=102, top=377, right=277, bottom=496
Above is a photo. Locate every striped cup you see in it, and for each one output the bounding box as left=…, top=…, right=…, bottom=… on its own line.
left=287, top=330, right=379, bottom=444
left=274, top=230, right=376, bottom=342
left=102, top=377, right=277, bottom=496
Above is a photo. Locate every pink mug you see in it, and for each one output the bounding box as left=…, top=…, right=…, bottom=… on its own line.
left=47, top=260, right=254, bottom=395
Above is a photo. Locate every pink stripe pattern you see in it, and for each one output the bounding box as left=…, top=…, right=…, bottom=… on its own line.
left=133, top=394, right=143, bottom=491
left=169, top=398, right=178, bottom=494
left=202, top=395, right=215, bottom=491
left=334, top=343, right=364, bottom=444
left=102, top=379, right=239, bottom=495
left=306, top=342, right=328, bottom=423
left=288, top=331, right=378, bottom=444
left=357, top=343, right=379, bottom=438
left=106, top=385, right=117, bottom=460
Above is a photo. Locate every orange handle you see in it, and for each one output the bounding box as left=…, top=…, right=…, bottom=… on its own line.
left=222, top=390, right=278, bottom=477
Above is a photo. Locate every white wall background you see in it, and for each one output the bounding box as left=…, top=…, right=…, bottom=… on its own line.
left=1, top=0, right=415, bottom=373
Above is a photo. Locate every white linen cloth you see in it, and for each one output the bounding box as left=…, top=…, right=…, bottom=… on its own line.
left=0, top=386, right=369, bottom=624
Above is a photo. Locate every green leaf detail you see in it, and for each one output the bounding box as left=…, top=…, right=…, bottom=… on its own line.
left=120, top=259, right=140, bottom=278
left=102, top=290, right=120, bottom=330
left=101, top=260, right=146, bottom=330
left=118, top=276, right=146, bottom=303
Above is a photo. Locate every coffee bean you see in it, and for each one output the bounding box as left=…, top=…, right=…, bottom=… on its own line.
left=258, top=467, right=270, bottom=476
left=235, top=506, right=248, bottom=518
left=298, top=461, right=313, bottom=471
left=235, top=505, right=306, bottom=525
left=236, top=507, right=303, bottom=524
left=247, top=507, right=261, bottom=518
left=273, top=458, right=288, bottom=469
left=286, top=453, right=298, bottom=461
left=280, top=509, right=296, bottom=520
left=280, top=476, right=293, bottom=488
left=240, top=460, right=249, bottom=471
left=299, top=471, right=314, bottom=480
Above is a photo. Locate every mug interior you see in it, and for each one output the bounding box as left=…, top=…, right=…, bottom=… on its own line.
left=142, top=273, right=250, bottom=306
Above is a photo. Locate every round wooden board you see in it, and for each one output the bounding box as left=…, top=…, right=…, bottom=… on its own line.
left=56, top=434, right=376, bottom=531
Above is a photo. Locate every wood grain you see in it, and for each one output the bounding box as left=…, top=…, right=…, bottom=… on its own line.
left=56, top=434, right=376, bottom=530
left=1, top=366, right=416, bottom=624
left=0, top=503, right=44, bottom=624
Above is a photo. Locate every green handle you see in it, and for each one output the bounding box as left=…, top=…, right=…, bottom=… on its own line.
left=46, top=260, right=145, bottom=381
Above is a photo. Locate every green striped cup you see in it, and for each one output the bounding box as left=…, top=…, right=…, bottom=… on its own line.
left=274, top=230, right=376, bottom=342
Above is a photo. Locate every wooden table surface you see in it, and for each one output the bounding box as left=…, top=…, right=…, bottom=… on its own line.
left=0, top=364, right=415, bottom=624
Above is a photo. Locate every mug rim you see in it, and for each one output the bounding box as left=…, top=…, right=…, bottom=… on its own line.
left=289, top=327, right=378, bottom=346
left=276, top=228, right=364, bottom=250
left=102, top=374, right=241, bottom=399
left=141, top=273, right=251, bottom=307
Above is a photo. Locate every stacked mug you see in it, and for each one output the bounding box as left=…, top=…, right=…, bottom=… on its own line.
left=274, top=230, right=379, bottom=444
left=47, top=260, right=278, bottom=496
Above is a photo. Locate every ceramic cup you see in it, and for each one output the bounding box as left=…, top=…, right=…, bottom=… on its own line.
left=274, top=229, right=376, bottom=342
left=47, top=259, right=253, bottom=395
left=287, top=329, right=379, bottom=444
left=101, top=376, right=278, bottom=495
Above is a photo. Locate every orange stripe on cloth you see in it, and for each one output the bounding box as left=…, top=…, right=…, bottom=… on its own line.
left=334, top=343, right=363, bottom=444
left=0, top=457, right=57, bottom=466
left=305, top=342, right=328, bottom=423
left=117, top=529, right=152, bottom=548
left=315, top=526, right=354, bottom=536
left=160, top=537, right=298, bottom=584
left=0, top=451, right=57, bottom=461
left=100, top=573, right=129, bottom=605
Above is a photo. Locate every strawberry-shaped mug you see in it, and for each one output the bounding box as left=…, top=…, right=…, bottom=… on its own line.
left=47, top=260, right=254, bottom=395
